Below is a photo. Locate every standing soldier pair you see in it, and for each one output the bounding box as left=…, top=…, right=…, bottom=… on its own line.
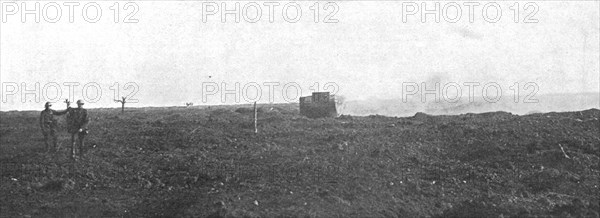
left=40, top=100, right=89, bottom=158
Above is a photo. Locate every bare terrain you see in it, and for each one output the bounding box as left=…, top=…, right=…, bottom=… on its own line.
left=1, top=104, right=599, bottom=217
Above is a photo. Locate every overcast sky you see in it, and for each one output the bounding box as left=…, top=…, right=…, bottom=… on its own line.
left=1, top=1, right=599, bottom=111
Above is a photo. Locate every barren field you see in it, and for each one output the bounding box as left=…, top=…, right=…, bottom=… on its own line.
left=1, top=105, right=599, bottom=217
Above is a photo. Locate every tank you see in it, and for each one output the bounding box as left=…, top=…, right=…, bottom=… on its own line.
left=299, top=92, right=337, bottom=118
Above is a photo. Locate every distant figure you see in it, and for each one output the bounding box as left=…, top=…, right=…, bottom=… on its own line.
left=39, top=102, right=68, bottom=152
left=66, top=100, right=89, bottom=158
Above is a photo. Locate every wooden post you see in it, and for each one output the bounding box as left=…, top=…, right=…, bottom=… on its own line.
left=253, top=102, right=258, bottom=134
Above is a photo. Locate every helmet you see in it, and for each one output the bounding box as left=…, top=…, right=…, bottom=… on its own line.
left=76, top=100, right=85, bottom=105
left=45, top=102, right=52, bottom=107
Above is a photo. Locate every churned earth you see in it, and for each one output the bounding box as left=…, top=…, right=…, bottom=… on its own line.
left=1, top=105, right=599, bottom=217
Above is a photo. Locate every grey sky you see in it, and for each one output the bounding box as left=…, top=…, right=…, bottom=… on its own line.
left=1, top=1, right=598, bottom=111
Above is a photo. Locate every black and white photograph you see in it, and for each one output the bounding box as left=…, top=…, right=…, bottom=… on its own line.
left=1, top=0, right=599, bottom=217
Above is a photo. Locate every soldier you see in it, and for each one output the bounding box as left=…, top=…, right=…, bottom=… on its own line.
left=66, top=100, right=89, bottom=158
left=39, top=102, right=68, bottom=152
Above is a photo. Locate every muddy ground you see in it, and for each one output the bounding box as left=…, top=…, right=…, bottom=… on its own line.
left=1, top=105, right=599, bottom=217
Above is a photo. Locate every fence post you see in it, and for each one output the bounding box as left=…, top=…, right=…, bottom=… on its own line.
left=254, top=102, right=258, bottom=134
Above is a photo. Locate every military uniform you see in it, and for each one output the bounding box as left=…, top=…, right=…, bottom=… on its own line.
left=67, top=100, right=89, bottom=158
left=40, top=106, right=67, bottom=151
left=66, top=108, right=89, bottom=134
